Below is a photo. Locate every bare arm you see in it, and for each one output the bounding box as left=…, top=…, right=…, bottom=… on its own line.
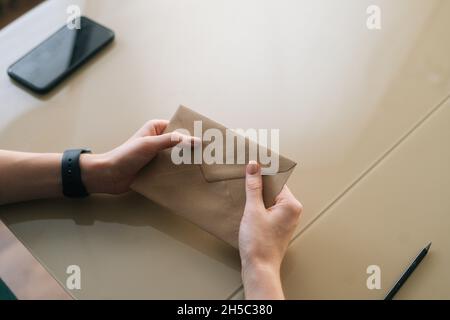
left=0, top=151, right=63, bottom=205
left=0, top=120, right=195, bottom=206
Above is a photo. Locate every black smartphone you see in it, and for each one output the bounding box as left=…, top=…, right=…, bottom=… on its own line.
left=7, top=16, right=115, bottom=94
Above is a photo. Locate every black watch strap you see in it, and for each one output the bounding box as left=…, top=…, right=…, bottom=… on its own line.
left=62, top=149, right=91, bottom=198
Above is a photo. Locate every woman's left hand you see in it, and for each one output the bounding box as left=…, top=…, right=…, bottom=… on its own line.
left=80, top=120, right=196, bottom=194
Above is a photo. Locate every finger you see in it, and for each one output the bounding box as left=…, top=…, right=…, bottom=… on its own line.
left=144, top=132, right=200, bottom=151
left=133, top=119, right=170, bottom=139
left=245, top=161, right=264, bottom=206
left=150, top=120, right=170, bottom=135
left=271, top=185, right=303, bottom=217
left=274, top=185, right=295, bottom=204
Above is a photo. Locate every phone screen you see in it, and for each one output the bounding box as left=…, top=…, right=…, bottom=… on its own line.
left=7, top=16, right=114, bottom=94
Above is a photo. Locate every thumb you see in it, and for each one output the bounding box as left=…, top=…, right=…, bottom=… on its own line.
left=145, top=132, right=199, bottom=151
left=245, top=161, right=264, bottom=206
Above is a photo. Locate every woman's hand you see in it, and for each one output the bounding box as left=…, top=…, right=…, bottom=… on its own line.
left=239, top=161, right=303, bottom=300
left=0, top=120, right=196, bottom=205
left=80, top=120, right=195, bottom=195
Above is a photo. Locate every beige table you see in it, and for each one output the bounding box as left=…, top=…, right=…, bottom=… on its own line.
left=0, top=0, right=449, bottom=299
left=0, top=220, right=71, bottom=299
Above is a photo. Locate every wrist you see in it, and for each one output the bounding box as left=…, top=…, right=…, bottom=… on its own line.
left=79, top=153, right=110, bottom=194
left=242, top=259, right=280, bottom=280
left=241, top=253, right=282, bottom=274
left=241, top=260, right=284, bottom=300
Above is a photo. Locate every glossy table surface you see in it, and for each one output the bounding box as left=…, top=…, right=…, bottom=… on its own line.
left=0, top=220, right=71, bottom=299
left=0, top=0, right=449, bottom=299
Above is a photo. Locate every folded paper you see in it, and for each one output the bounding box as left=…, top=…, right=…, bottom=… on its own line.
left=131, top=106, right=297, bottom=248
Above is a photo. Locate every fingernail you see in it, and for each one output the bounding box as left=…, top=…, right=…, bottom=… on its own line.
left=171, top=132, right=182, bottom=142
left=247, top=160, right=259, bottom=175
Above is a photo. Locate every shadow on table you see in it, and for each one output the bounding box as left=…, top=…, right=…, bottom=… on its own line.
left=0, top=191, right=241, bottom=272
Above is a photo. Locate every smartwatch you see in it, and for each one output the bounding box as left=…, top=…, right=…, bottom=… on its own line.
left=61, top=149, right=91, bottom=198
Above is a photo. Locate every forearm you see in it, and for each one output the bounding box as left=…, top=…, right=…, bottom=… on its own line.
left=0, top=150, right=110, bottom=205
left=241, top=261, right=285, bottom=300
left=0, top=150, right=63, bottom=205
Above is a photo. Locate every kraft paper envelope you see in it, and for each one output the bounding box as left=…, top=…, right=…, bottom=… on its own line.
left=131, top=106, right=297, bottom=248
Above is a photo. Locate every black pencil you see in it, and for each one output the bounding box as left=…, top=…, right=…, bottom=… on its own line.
left=384, top=242, right=432, bottom=300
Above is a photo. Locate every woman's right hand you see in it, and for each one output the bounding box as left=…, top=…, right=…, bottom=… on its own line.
left=239, top=161, right=303, bottom=300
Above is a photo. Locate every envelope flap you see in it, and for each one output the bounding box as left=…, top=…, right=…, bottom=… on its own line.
left=166, top=106, right=297, bottom=182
